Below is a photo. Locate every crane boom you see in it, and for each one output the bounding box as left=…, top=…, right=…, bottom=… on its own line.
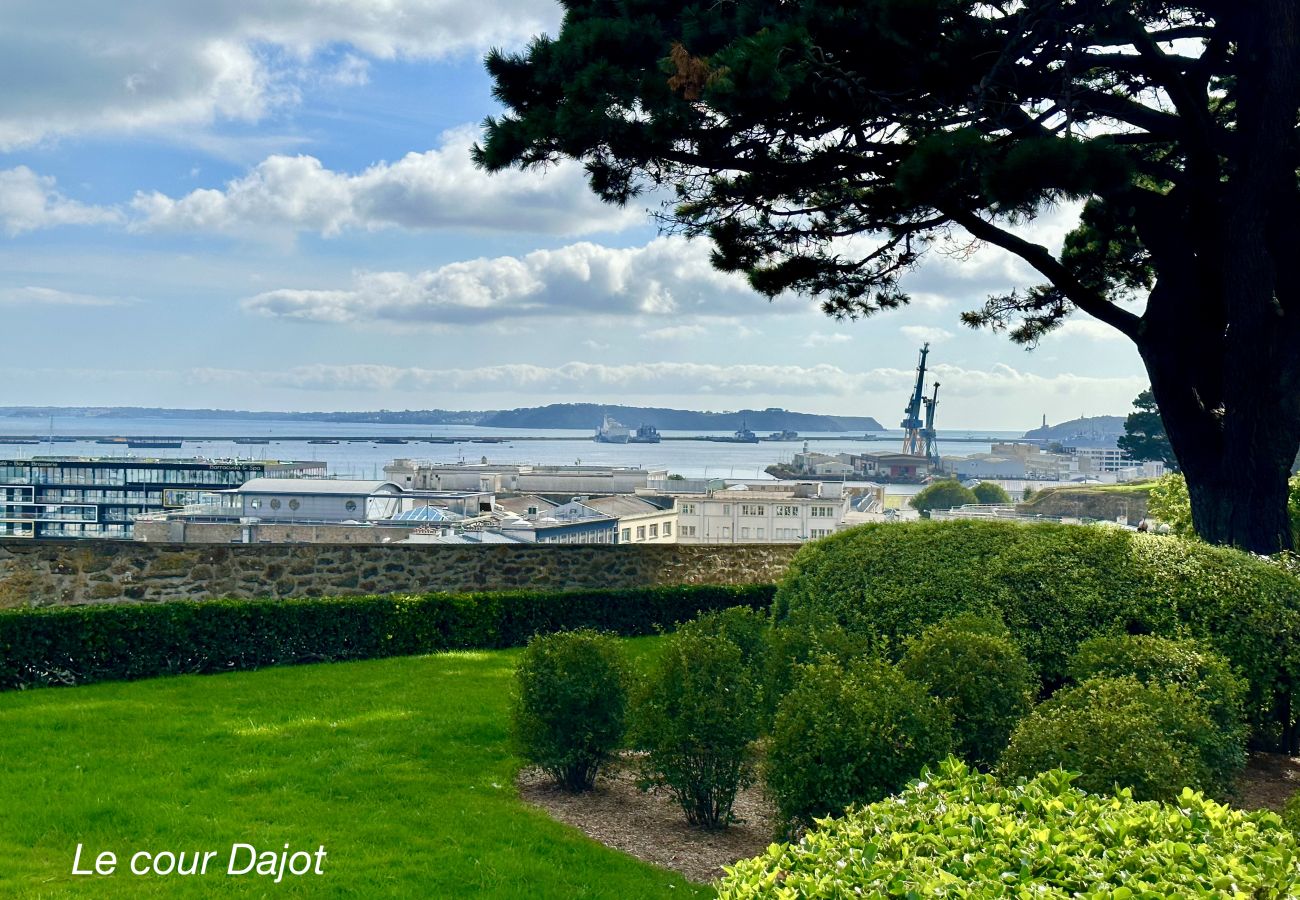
left=900, top=343, right=930, bottom=455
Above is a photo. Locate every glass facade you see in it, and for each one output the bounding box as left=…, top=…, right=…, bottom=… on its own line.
left=0, top=458, right=326, bottom=540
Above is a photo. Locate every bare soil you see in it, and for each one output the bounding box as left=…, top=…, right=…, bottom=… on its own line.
left=521, top=751, right=1300, bottom=885
left=517, top=758, right=777, bottom=885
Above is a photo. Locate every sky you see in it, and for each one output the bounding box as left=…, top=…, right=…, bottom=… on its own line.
left=0, top=1, right=1150, bottom=429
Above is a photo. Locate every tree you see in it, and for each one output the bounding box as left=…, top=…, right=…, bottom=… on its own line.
left=477, top=1, right=1300, bottom=554
left=972, top=482, right=1012, bottom=505
left=1118, top=389, right=1178, bottom=471
left=910, top=481, right=978, bottom=514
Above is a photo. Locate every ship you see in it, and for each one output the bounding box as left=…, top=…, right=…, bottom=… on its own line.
left=707, top=421, right=760, bottom=443
left=307, top=439, right=339, bottom=445
left=127, top=439, right=183, bottom=449
left=594, top=415, right=631, bottom=444
left=628, top=423, right=662, bottom=444
left=762, top=429, right=800, bottom=442
left=233, top=438, right=271, bottom=445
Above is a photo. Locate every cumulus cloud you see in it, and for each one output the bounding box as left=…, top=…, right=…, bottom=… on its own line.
left=241, top=236, right=802, bottom=326
left=131, top=126, right=643, bottom=237
left=0, top=1, right=561, bottom=148
left=0, top=167, right=121, bottom=235
left=899, top=325, right=954, bottom=345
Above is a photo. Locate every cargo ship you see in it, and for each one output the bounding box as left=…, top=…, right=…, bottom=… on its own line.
left=594, top=415, right=631, bottom=444
left=628, top=423, right=661, bottom=443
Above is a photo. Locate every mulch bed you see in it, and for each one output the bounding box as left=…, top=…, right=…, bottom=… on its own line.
left=521, top=751, right=1300, bottom=885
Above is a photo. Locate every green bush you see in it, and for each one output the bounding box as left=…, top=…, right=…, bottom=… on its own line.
left=999, top=676, right=1220, bottom=801
left=773, top=520, right=1300, bottom=747
left=761, top=610, right=877, bottom=728
left=631, top=628, right=761, bottom=829
left=971, top=481, right=1011, bottom=504
left=0, top=584, right=776, bottom=691
left=908, top=480, right=978, bottom=514
left=899, top=614, right=1036, bottom=767
left=1284, top=789, right=1300, bottom=835
left=511, top=630, right=631, bottom=791
left=718, top=759, right=1300, bottom=898
left=1068, top=633, right=1247, bottom=794
left=766, top=659, right=952, bottom=832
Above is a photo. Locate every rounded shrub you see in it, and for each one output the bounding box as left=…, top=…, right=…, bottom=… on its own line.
left=510, top=629, right=631, bottom=791
left=773, top=520, right=1300, bottom=745
left=1068, top=633, right=1248, bottom=795
left=761, top=609, right=877, bottom=729
left=972, top=481, right=1011, bottom=504
left=899, top=614, right=1036, bottom=767
left=766, top=659, right=952, bottom=832
left=630, top=628, right=761, bottom=829
left=999, top=675, right=1218, bottom=801
left=718, top=759, right=1300, bottom=898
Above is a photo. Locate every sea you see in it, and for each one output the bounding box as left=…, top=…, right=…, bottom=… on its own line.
left=0, top=414, right=1027, bottom=486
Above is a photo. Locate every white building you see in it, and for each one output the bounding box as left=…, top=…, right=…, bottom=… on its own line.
left=668, top=481, right=883, bottom=543
left=582, top=495, right=678, bottom=544
left=384, top=461, right=664, bottom=495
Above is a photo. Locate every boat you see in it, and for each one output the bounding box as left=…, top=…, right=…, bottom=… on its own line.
left=0, top=439, right=39, bottom=445
left=96, top=438, right=128, bottom=445
left=594, top=415, right=631, bottom=444
left=372, top=438, right=407, bottom=445
left=707, top=421, right=760, bottom=443
left=127, top=440, right=183, bottom=449
left=307, top=439, right=339, bottom=445
left=762, top=430, right=800, bottom=442
left=628, top=423, right=662, bottom=444
left=233, top=438, right=271, bottom=445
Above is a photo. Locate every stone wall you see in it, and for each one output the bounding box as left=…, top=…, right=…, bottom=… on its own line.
left=0, top=540, right=800, bottom=608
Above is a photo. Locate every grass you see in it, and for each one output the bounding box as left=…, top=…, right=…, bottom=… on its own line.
left=0, top=638, right=707, bottom=898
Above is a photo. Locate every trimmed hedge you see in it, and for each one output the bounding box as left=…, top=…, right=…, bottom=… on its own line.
left=0, top=584, right=776, bottom=690
left=718, top=759, right=1300, bottom=897
left=774, top=520, right=1300, bottom=746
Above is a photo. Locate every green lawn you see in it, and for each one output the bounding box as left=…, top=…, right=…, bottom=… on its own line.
left=0, top=640, right=707, bottom=898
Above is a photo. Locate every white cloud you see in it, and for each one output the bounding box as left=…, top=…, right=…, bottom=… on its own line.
left=241, top=236, right=803, bottom=326
left=801, top=333, right=852, bottom=348
left=899, top=325, right=954, bottom=345
left=0, top=167, right=121, bottom=235
left=0, top=286, right=134, bottom=307
left=1048, top=318, right=1127, bottom=342
left=0, top=1, right=561, bottom=148
left=644, top=325, right=707, bottom=341
left=131, top=126, right=643, bottom=237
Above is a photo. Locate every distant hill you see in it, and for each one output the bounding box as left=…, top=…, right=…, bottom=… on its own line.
left=1023, top=415, right=1126, bottom=447
left=480, top=404, right=883, bottom=432
left=0, top=404, right=882, bottom=432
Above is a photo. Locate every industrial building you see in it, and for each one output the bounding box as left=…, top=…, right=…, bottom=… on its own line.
left=0, top=457, right=326, bottom=540
left=383, top=461, right=664, bottom=496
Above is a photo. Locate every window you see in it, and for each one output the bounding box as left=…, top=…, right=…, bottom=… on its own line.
left=345, top=500, right=357, bottom=512
left=811, top=506, right=835, bottom=517
left=682, top=525, right=696, bottom=537
left=722, top=504, right=731, bottom=515
left=636, top=525, right=646, bottom=540
left=621, top=528, right=631, bottom=542
left=270, top=499, right=281, bottom=510
left=680, top=503, right=696, bottom=515
left=756, top=527, right=765, bottom=539
left=741, top=527, right=751, bottom=539
left=649, top=524, right=658, bottom=538
left=663, top=522, right=671, bottom=536
left=776, top=505, right=800, bottom=517
left=721, top=526, right=731, bottom=538
left=250, top=499, right=261, bottom=509
left=741, top=504, right=766, bottom=516
left=288, top=499, right=300, bottom=511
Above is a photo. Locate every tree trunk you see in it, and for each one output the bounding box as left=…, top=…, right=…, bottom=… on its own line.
left=1179, top=443, right=1295, bottom=555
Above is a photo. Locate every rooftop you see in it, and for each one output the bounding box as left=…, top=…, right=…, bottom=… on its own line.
left=237, top=478, right=401, bottom=495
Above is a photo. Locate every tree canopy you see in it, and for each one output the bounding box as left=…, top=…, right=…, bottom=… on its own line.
left=910, top=480, right=978, bottom=513
left=1118, top=389, right=1178, bottom=471
left=478, top=0, right=1300, bottom=553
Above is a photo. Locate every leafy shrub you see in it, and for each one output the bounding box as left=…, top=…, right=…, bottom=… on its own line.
left=631, top=628, right=761, bottom=829
left=971, top=481, right=1011, bottom=504
left=773, top=520, right=1300, bottom=746
left=718, top=759, right=1300, bottom=898
left=0, top=584, right=775, bottom=691
left=677, top=606, right=770, bottom=678
left=999, top=676, right=1220, bottom=801
left=1148, top=472, right=1300, bottom=541
left=761, top=609, right=877, bottom=728
left=1068, top=633, right=1247, bottom=794
left=511, top=630, right=630, bottom=791
left=908, top=480, right=978, bottom=513
left=766, top=659, right=952, bottom=832
left=1284, top=789, right=1300, bottom=835
left=899, top=614, right=1036, bottom=766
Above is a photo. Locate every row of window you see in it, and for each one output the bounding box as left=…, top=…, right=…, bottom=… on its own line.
left=618, top=521, right=673, bottom=542
left=677, top=502, right=840, bottom=518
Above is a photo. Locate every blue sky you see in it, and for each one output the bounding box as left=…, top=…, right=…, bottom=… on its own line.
left=0, top=1, right=1148, bottom=429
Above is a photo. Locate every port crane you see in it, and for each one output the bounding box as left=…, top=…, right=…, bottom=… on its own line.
left=901, top=344, right=941, bottom=463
